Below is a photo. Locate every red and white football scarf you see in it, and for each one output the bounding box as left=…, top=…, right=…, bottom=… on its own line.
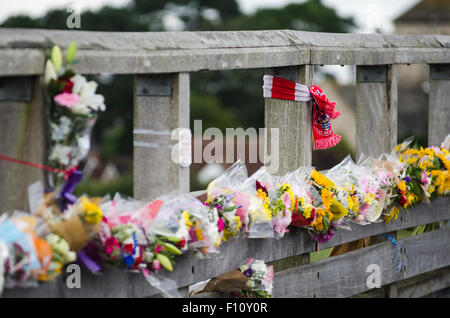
left=263, top=75, right=341, bottom=150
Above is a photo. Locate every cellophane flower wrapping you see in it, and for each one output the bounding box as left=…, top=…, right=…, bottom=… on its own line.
left=251, top=167, right=295, bottom=239
left=149, top=193, right=221, bottom=255
left=45, top=44, right=106, bottom=187
left=286, top=167, right=316, bottom=229
left=240, top=167, right=275, bottom=239
left=325, top=155, right=367, bottom=224
left=205, top=160, right=250, bottom=241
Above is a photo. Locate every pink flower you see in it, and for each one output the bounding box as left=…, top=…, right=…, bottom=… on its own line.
left=152, top=260, right=161, bottom=271
left=105, top=237, right=119, bottom=255
left=217, top=218, right=225, bottom=232
left=421, top=170, right=428, bottom=184
left=154, top=245, right=164, bottom=254
left=283, top=192, right=291, bottom=210
left=54, top=92, right=80, bottom=108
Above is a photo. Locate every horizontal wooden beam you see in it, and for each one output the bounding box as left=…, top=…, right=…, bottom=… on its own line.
left=274, top=226, right=450, bottom=297
left=3, top=197, right=449, bottom=298
left=0, top=29, right=449, bottom=75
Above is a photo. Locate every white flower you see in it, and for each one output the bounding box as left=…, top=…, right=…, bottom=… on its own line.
left=50, top=116, right=72, bottom=141
left=49, top=144, right=73, bottom=166
left=44, top=60, right=57, bottom=84
left=70, top=74, right=106, bottom=115
left=250, top=260, right=268, bottom=276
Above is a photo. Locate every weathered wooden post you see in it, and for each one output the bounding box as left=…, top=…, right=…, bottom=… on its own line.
left=428, top=64, right=450, bottom=146
left=264, top=65, right=314, bottom=172
left=0, top=76, right=46, bottom=212
left=355, top=65, right=397, bottom=160
left=264, top=65, right=314, bottom=273
left=133, top=73, right=190, bottom=201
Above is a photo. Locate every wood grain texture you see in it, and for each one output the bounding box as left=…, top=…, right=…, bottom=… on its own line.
left=355, top=65, right=397, bottom=160
left=428, top=64, right=450, bottom=147
left=0, top=76, right=46, bottom=213
left=0, top=29, right=449, bottom=75
left=264, top=65, right=313, bottom=174
left=273, top=226, right=450, bottom=298
left=2, top=198, right=449, bottom=297
left=133, top=73, right=190, bottom=201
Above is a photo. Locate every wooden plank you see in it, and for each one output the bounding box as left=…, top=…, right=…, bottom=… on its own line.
left=264, top=65, right=313, bottom=174
left=133, top=73, right=190, bottom=201
left=355, top=65, right=397, bottom=160
left=2, top=198, right=449, bottom=297
left=0, top=76, right=46, bottom=213
left=428, top=64, right=450, bottom=146
left=0, top=30, right=449, bottom=75
left=273, top=226, right=450, bottom=298
left=396, top=266, right=450, bottom=298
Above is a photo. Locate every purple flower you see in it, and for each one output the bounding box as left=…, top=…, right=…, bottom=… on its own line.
left=313, top=227, right=335, bottom=243
left=243, top=268, right=253, bottom=277
left=403, top=176, right=411, bottom=183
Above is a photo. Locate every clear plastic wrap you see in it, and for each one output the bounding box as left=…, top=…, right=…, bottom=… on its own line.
left=205, top=160, right=250, bottom=240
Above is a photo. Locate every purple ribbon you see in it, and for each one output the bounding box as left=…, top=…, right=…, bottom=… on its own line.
left=77, top=249, right=101, bottom=273
left=57, top=170, right=82, bottom=211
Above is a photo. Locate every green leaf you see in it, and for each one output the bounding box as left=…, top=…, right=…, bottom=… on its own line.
left=65, top=41, right=77, bottom=64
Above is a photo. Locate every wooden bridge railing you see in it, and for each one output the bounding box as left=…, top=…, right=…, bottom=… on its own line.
left=0, top=29, right=449, bottom=298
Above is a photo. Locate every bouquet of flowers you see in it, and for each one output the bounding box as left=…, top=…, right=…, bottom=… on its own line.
left=251, top=168, right=294, bottom=239
left=0, top=215, right=76, bottom=292
left=308, top=169, right=348, bottom=242
left=188, top=258, right=273, bottom=298
left=205, top=161, right=250, bottom=240
left=44, top=42, right=106, bottom=187
left=237, top=258, right=274, bottom=298
left=286, top=167, right=316, bottom=229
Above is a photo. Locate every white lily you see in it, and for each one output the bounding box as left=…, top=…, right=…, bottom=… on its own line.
left=44, top=60, right=57, bottom=84
left=71, top=74, right=106, bottom=115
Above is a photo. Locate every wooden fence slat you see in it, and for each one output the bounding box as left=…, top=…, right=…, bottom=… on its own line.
left=0, top=76, right=46, bottom=213
left=133, top=73, right=190, bottom=201
left=355, top=65, right=397, bottom=160
left=273, top=226, right=450, bottom=298
left=428, top=64, right=450, bottom=147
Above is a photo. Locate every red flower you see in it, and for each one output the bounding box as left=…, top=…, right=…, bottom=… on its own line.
left=291, top=209, right=315, bottom=227
left=57, top=79, right=74, bottom=93
left=256, top=180, right=268, bottom=196
left=154, top=244, right=164, bottom=254
left=122, top=244, right=133, bottom=255
left=398, top=195, right=408, bottom=206
left=176, top=238, right=186, bottom=249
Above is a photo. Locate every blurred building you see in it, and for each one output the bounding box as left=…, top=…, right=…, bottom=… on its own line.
left=394, top=0, right=450, bottom=143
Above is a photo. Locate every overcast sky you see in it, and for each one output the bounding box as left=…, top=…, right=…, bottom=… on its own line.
left=0, top=0, right=420, bottom=33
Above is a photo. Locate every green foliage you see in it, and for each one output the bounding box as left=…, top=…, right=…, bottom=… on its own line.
left=1, top=0, right=357, bottom=196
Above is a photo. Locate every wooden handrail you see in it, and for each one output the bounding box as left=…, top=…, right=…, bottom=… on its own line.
left=0, top=29, right=449, bottom=75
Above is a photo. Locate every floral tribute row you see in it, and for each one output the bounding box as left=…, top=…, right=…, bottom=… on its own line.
left=0, top=43, right=449, bottom=298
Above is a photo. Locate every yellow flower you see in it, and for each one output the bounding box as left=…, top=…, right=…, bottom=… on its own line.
left=348, top=194, right=359, bottom=213
left=330, top=198, right=348, bottom=221
left=384, top=206, right=399, bottom=223
left=81, top=197, right=103, bottom=224
left=320, top=188, right=333, bottom=210
left=397, top=181, right=407, bottom=192
left=182, top=210, right=193, bottom=228
left=431, top=170, right=445, bottom=195
left=311, top=170, right=335, bottom=189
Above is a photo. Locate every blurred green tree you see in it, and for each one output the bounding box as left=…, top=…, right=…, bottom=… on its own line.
left=2, top=0, right=356, bottom=194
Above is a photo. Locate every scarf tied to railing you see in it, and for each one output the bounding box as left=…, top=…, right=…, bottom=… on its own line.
left=263, top=75, right=341, bottom=150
